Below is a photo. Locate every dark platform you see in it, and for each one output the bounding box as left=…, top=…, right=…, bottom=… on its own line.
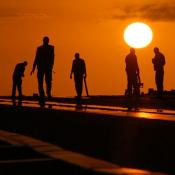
left=0, top=96, right=175, bottom=174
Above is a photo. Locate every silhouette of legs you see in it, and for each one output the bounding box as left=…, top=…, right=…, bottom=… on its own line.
left=12, top=80, right=17, bottom=98
left=37, top=69, right=52, bottom=98
left=12, top=78, right=23, bottom=106
left=17, top=81, right=22, bottom=98
left=155, top=70, right=164, bottom=97
left=37, top=70, right=45, bottom=97
left=75, top=77, right=83, bottom=99
left=133, top=84, right=140, bottom=97
left=12, top=78, right=22, bottom=98
left=126, top=72, right=138, bottom=96
left=45, top=69, right=52, bottom=98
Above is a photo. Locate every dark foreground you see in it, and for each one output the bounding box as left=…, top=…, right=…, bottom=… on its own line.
left=0, top=96, right=175, bottom=174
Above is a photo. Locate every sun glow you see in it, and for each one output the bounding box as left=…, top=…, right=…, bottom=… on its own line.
left=124, top=22, right=153, bottom=48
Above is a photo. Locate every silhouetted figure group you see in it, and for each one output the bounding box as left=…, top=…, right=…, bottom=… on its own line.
left=11, top=35, right=167, bottom=107
left=11, top=36, right=88, bottom=106
left=125, top=47, right=165, bottom=98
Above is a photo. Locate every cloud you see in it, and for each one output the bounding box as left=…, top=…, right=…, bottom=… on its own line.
left=0, top=8, right=49, bottom=21
left=112, top=3, right=175, bottom=21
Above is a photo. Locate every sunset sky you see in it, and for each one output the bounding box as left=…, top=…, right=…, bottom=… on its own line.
left=0, top=0, right=175, bottom=97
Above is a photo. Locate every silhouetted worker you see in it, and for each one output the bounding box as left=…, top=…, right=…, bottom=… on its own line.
left=125, top=48, right=140, bottom=96
left=12, top=61, right=28, bottom=99
left=152, top=47, right=166, bottom=98
left=31, top=36, right=54, bottom=98
left=70, top=53, right=87, bottom=102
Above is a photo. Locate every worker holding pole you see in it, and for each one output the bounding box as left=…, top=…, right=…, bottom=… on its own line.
left=70, top=53, right=88, bottom=103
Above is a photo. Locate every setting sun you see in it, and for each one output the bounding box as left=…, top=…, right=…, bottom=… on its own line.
left=124, top=22, right=153, bottom=48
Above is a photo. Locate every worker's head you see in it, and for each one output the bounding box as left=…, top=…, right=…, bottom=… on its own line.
left=23, top=61, right=28, bottom=66
left=75, top=53, right=80, bottom=59
left=43, top=36, right=49, bottom=45
left=154, top=47, right=159, bottom=54
left=130, top=48, right=135, bottom=54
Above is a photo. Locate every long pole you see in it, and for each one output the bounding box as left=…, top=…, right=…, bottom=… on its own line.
left=84, top=77, right=89, bottom=97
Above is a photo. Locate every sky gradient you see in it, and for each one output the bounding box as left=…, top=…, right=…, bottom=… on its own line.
left=0, top=0, right=175, bottom=97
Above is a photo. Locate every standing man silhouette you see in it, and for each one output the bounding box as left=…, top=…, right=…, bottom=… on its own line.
left=152, top=47, right=166, bottom=98
left=31, top=36, right=55, bottom=98
left=70, top=53, right=87, bottom=102
left=125, top=48, right=140, bottom=96
left=12, top=61, right=28, bottom=99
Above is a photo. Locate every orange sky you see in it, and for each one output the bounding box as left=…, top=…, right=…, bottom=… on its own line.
left=0, top=0, right=175, bottom=97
